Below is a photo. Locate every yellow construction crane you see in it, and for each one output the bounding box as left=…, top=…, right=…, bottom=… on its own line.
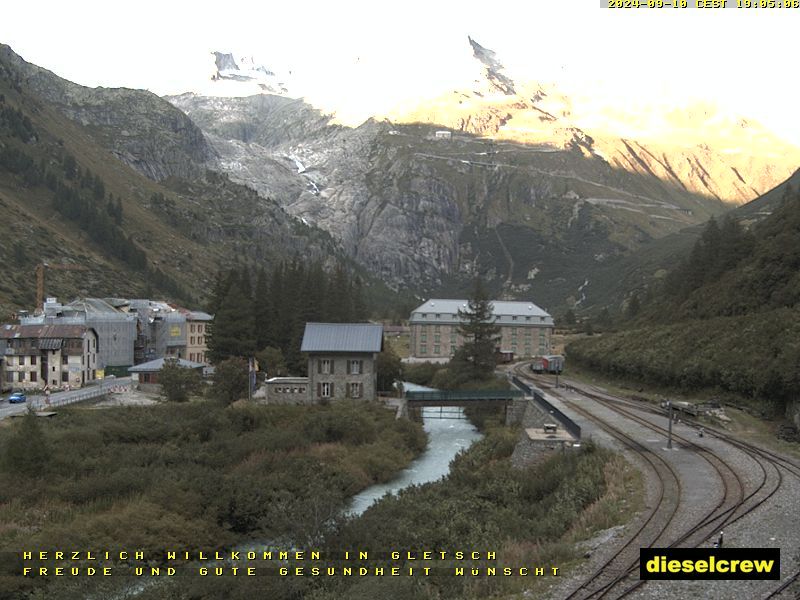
left=35, top=262, right=89, bottom=309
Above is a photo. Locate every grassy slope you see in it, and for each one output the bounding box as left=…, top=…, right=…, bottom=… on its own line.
left=0, top=66, right=353, bottom=317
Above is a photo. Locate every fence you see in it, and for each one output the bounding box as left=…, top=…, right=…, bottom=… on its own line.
left=31, top=377, right=132, bottom=411
left=510, top=375, right=582, bottom=440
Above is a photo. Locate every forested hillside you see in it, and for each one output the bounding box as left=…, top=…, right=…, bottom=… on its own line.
left=569, top=183, right=800, bottom=416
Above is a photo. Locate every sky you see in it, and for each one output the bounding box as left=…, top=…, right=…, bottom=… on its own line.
left=2, top=0, right=799, bottom=143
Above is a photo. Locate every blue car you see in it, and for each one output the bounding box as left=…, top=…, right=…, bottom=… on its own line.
left=8, top=392, right=26, bottom=404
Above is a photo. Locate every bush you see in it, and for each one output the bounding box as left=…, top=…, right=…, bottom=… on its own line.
left=212, top=357, right=249, bottom=404
left=158, top=359, right=202, bottom=402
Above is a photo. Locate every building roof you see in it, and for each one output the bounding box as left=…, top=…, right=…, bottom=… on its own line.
left=412, top=299, right=550, bottom=318
left=128, top=358, right=205, bottom=372
left=300, top=323, right=383, bottom=353
left=67, top=298, right=125, bottom=315
left=0, top=324, right=93, bottom=339
left=186, top=311, right=213, bottom=321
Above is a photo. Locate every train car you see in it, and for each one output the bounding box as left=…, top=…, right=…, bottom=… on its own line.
left=530, top=355, right=564, bottom=374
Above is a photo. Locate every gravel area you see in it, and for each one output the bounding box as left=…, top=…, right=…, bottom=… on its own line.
left=538, top=384, right=800, bottom=600
left=88, top=388, right=161, bottom=408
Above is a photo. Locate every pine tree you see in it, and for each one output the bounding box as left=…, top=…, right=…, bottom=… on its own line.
left=253, top=267, right=273, bottom=350
left=2, top=411, right=51, bottom=476
left=451, top=277, right=500, bottom=382
left=206, top=271, right=257, bottom=363
left=352, top=275, right=367, bottom=321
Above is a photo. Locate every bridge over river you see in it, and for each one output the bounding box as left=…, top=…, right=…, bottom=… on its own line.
left=403, top=389, right=524, bottom=420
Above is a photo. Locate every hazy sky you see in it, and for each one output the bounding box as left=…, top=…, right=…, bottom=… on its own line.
left=2, top=0, right=798, bottom=142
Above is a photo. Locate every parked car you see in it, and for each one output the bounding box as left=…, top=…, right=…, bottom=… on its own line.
left=8, top=392, right=26, bottom=404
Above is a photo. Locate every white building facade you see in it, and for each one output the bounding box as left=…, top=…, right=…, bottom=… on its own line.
left=409, top=299, right=554, bottom=360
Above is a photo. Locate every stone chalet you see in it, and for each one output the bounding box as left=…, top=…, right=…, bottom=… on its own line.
left=0, top=324, right=99, bottom=390
left=264, top=323, right=383, bottom=404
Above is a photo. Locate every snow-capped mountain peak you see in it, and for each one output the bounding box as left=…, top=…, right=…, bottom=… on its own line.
left=207, top=51, right=291, bottom=96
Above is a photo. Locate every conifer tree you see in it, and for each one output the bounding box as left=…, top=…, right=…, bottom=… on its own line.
left=352, top=275, right=367, bottom=321
left=451, top=277, right=499, bottom=382
left=206, top=271, right=257, bottom=363
left=253, top=267, right=273, bottom=350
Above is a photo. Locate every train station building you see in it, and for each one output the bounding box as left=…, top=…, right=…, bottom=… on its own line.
left=408, top=299, right=554, bottom=361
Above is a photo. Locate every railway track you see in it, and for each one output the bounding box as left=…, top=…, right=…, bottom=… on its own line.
left=510, top=363, right=798, bottom=600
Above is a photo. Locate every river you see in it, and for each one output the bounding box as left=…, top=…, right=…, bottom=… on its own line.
left=101, top=388, right=480, bottom=599
left=346, top=387, right=483, bottom=515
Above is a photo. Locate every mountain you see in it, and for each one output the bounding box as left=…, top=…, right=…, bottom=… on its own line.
left=568, top=179, right=800, bottom=422
left=164, top=38, right=800, bottom=309
left=2, top=38, right=798, bottom=318
left=210, top=51, right=292, bottom=96
left=570, top=168, right=800, bottom=314
left=0, top=44, right=343, bottom=318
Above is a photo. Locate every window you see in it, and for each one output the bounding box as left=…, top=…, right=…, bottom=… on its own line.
left=540, top=317, right=545, bottom=322
left=526, top=316, right=531, bottom=321
left=62, top=372, right=68, bottom=383
left=349, top=382, right=362, bottom=398
left=434, top=324, right=440, bottom=332
left=420, top=344, right=427, bottom=355
left=19, top=356, right=26, bottom=366
left=190, top=324, right=195, bottom=333
left=62, top=354, right=68, bottom=365
left=199, top=336, right=204, bottom=344
left=190, top=336, right=195, bottom=345
left=319, top=359, right=332, bottom=374
left=421, top=313, right=427, bottom=319
left=435, top=313, right=440, bottom=319
left=348, top=360, right=363, bottom=375
left=30, top=372, right=37, bottom=382
left=421, top=333, right=427, bottom=342
left=434, top=334, right=440, bottom=343
left=512, top=316, right=518, bottom=321
left=434, top=345, right=440, bottom=354
left=199, top=324, right=204, bottom=333
left=320, top=382, right=332, bottom=398
left=31, top=355, right=37, bottom=366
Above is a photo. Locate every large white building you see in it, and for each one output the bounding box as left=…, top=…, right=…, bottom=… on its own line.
left=409, top=299, right=554, bottom=360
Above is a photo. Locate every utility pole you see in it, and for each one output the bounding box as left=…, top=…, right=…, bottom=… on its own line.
left=667, top=400, right=673, bottom=449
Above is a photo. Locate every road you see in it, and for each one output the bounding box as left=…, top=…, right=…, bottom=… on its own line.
left=0, top=377, right=132, bottom=420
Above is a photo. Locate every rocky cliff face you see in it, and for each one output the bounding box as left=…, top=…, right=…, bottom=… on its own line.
left=0, top=45, right=350, bottom=315
left=163, top=39, right=800, bottom=306
left=4, top=40, right=796, bottom=310
left=0, top=45, right=215, bottom=181
left=165, top=89, right=727, bottom=305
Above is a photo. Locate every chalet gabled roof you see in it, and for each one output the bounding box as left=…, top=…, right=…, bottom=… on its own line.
left=300, top=323, right=383, bottom=353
